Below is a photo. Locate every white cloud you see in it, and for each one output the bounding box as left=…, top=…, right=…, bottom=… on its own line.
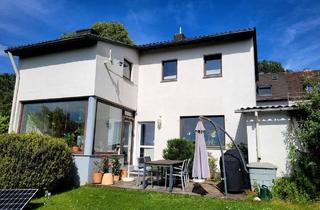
left=283, top=17, right=320, bottom=45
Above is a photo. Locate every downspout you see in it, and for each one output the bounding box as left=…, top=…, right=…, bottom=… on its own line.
left=7, top=51, right=20, bottom=133
left=254, top=111, right=261, bottom=161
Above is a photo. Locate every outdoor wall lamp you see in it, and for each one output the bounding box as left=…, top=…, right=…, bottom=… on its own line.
left=157, top=116, right=162, bottom=129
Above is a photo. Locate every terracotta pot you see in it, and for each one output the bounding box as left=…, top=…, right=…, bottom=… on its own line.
left=72, top=146, right=81, bottom=153
left=120, top=169, right=128, bottom=179
left=101, top=173, right=113, bottom=185
left=113, top=175, right=120, bottom=182
left=92, top=172, right=103, bottom=184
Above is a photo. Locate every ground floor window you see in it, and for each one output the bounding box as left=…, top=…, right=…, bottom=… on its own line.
left=139, top=122, right=155, bottom=159
left=180, top=116, right=225, bottom=147
left=20, top=100, right=87, bottom=148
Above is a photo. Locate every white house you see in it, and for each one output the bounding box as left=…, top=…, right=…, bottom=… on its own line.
left=5, top=28, right=283, bottom=185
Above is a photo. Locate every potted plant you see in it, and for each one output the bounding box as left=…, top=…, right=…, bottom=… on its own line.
left=101, top=157, right=113, bottom=185
left=92, top=159, right=104, bottom=184
left=64, top=132, right=81, bottom=153
left=112, top=156, right=121, bottom=182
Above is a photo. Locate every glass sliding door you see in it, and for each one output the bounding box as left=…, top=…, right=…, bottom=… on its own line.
left=93, top=100, right=135, bottom=163
left=122, top=119, right=133, bottom=165
left=94, top=102, right=122, bottom=153
left=139, top=122, right=155, bottom=159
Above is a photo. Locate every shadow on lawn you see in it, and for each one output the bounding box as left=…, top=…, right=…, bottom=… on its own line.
left=25, top=202, right=44, bottom=210
left=192, top=183, right=208, bottom=196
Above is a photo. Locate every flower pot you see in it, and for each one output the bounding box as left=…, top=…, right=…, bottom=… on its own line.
left=92, top=172, right=103, bottom=184
left=120, top=169, right=128, bottom=180
left=113, top=175, right=120, bottom=182
left=72, top=146, right=81, bottom=153
left=101, top=173, right=113, bottom=185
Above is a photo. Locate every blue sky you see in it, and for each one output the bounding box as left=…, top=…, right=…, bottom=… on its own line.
left=0, top=0, right=320, bottom=73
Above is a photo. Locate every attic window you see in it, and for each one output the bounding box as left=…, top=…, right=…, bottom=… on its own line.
left=257, top=86, right=272, bottom=96
left=272, top=74, right=279, bottom=80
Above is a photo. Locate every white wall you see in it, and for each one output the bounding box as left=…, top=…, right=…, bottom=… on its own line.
left=95, top=42, right=139, bottom=110
left=135, top=38, right=257, bottom=162
left=18, top=46, right=97, bottom=100
left=13, top=46, right=97, bottom=132
left=245, top=111, right=291, bottom=176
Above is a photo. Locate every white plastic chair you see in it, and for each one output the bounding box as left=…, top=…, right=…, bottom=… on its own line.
left=164, top=159, right=187, bottom=191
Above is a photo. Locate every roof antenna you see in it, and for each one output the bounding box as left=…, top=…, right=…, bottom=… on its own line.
left=179, top=26, right=182, bottom=34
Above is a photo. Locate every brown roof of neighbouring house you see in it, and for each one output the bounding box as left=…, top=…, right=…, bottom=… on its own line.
left=256, top=70, right=320, bottom=102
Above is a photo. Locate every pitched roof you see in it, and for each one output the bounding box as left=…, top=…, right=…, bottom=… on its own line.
left=5, top=29, right=137, bottom=58
left=137, top=28, right=256, bottom=52
left=5, top=28, right=256, bottom=56
left=256, top=70, right=320, bottom=102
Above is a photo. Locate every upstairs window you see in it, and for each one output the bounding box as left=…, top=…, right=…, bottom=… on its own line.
left=123, top=59, right=132, bottom=80
left=162, top=60, right=177, bottom=81
left=204, top=54, right=222, bottom=77
left=257, top=86, right=272, bottom=96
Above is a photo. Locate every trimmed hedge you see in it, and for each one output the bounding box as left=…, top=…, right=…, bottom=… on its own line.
left=0, top=133, right=73, bottom=193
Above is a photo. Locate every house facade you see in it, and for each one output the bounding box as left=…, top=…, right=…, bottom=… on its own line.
left=6, top=28, right=259, bottom=184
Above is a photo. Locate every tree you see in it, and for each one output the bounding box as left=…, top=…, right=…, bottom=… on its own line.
left=0, top=73, right=15, bottom=134
left=286, top=77, right=320, bottom=200
left=91, top=22, right=134, bottom=45
left=0, top=73, right=15, bottom=116
left=61, top=22, right=134, bottom=45
left=258, top=60, right=285, bottom=73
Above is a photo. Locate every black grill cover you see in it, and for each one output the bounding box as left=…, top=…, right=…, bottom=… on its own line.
left=219, top=149, right=250, bottom=192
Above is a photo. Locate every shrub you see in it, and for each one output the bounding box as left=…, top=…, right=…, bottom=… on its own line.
left=0, top=115, right=9, bottom=134
left=112, top=156, right=121, bottom=176
left=272, top=177, right=310, bottom=203
left=208, top=154, right=218, bottom=180
left=163, top=138, right=194, bottom=161
left=284, top=77, right=320, bottom=201
left=0, top=133, right=73, bottom=193
left=163, top=138, right=194, bottom=174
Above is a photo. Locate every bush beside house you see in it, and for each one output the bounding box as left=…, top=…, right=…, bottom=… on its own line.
left=163, top=138, right=195, bottom=174
left=163, top=138, right=194, bottom=161
left=272, top=78, right=320, bottom=202
left=0, top=133, right=74, bottom=193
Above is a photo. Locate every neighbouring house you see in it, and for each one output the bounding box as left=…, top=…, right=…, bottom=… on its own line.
left=6, top=27, right=310, bottom=184
left=237, top=70, right=320, bottom=176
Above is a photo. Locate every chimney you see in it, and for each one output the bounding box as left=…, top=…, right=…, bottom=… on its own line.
left=75, top=28, right=98, bottom=36
left=173, top=26, right=186, bottom=41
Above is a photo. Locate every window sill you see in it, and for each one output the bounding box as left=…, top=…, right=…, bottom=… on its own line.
left=161, top=79, right=177, bottom=83
left=203, top=74, right=222, bottom=79
left=206, top=145, right=226, bottom=150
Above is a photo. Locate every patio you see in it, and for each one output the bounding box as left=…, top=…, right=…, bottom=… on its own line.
left=94, top=179, right=245, bottom=200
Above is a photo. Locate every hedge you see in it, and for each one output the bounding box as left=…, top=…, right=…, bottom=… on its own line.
left=0, top=133, right=74, bottom=193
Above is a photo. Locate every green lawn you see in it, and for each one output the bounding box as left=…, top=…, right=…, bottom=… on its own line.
left=29, top=186, right=319, bottom=210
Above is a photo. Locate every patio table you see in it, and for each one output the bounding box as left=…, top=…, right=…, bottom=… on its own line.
left=143, top=159, right=183, bottom=192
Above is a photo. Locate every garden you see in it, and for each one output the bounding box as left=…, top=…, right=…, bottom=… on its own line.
left=0, top=79, right=320, bottom=209
left=29, top=186, right=319, bottom=210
